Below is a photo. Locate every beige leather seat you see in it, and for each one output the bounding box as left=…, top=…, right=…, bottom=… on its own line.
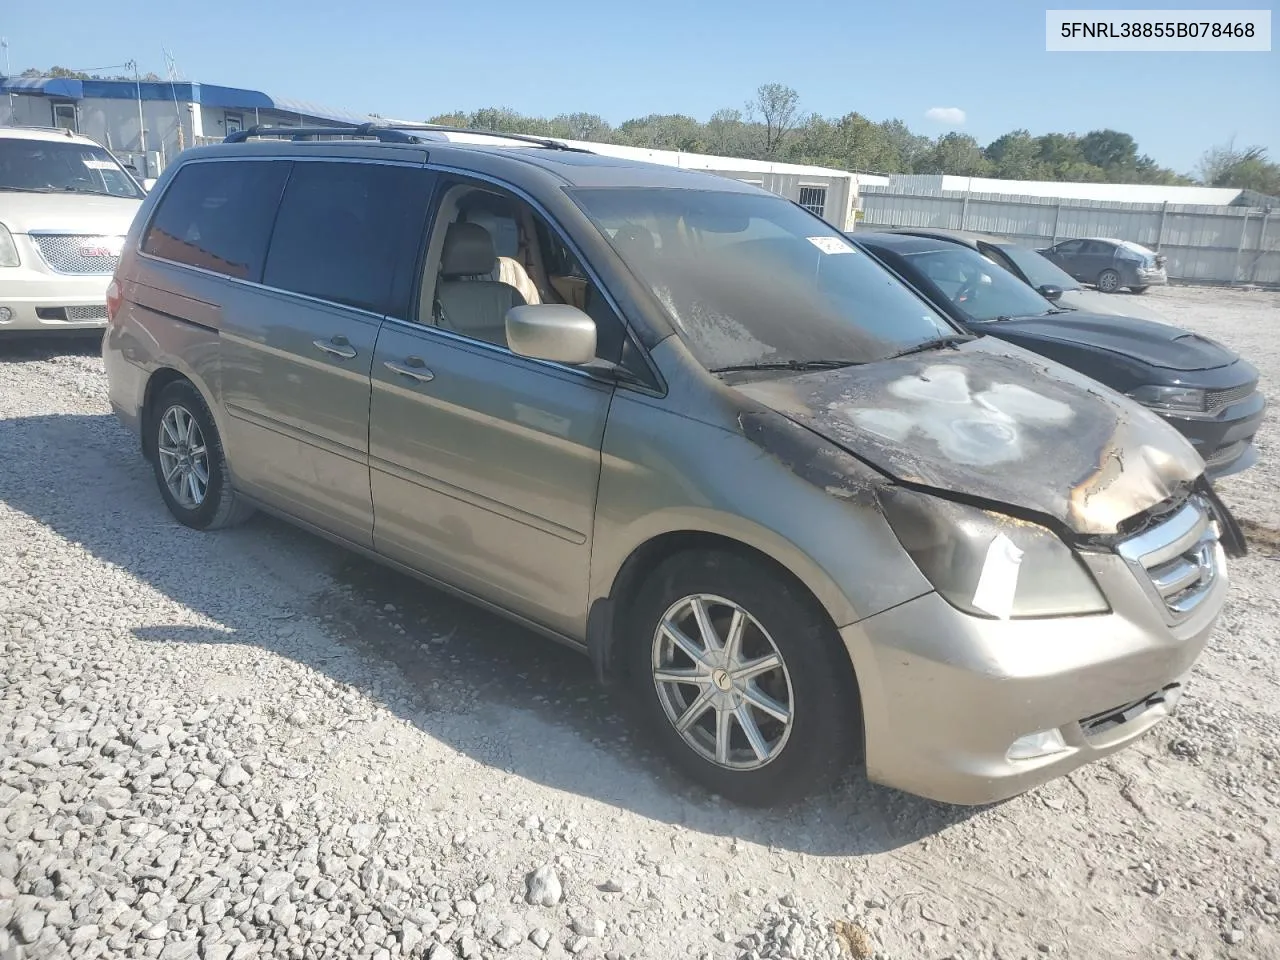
left=494, top=256, right=541, bottom=305
left=435, top=222, right=526, bottom=346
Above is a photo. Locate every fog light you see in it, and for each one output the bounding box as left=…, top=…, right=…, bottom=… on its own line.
left=0, top=306, right=13, bottom=323
left=1006, top=728, right=1068, bottom=762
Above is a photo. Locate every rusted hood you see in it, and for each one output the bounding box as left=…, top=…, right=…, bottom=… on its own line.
left=732, top=338, right=1205, bottom=535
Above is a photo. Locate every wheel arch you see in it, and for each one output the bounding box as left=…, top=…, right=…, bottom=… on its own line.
left=139, top=365, right=220, bottom=461
left=587, top=525, right=858, bottom=686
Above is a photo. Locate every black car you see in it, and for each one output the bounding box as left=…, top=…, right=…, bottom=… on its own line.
left=850, top=231, right=1264, bottom=478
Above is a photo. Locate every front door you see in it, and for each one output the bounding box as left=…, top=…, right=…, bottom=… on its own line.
left=219, top=158, right=434, bottom=546
left=368, top=177, right=624, bottom=637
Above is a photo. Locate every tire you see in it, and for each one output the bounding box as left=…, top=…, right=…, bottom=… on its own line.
left=1097, top=268, right=1121, bottom=293
left=1131, top=285, right=1150, bottom=295
left=624, top=550, right=861, bottom=806
left=150, top=380, right=254, bottom=530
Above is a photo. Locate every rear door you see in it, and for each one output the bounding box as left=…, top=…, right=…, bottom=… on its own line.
left=219, top=159, right=434, bottom=546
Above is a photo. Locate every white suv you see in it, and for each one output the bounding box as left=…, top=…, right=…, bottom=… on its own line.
left=0, top=126, right=145, bottom=335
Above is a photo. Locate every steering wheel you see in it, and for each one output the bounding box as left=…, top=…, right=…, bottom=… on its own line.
left=953, top=277, right=981, bottom=305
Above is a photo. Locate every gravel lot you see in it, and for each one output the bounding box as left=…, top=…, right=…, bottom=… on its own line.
left=2, top=285, right=1278, bottom=960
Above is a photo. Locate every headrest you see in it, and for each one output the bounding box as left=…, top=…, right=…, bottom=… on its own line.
left=612, top=222, right=656, bottom=258
left=441, top=222, right=497, bottom=277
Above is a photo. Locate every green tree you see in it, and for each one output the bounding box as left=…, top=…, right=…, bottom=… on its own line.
left=917, top=132, right=992, bottom=176
left=616, top=114, right=706, bottom=152
left=747, top=83, right=800, bottom=156
left=984, top=129, right=1045, bottom=179
left=1079, top=129, right=1139, bottom=170
left=552, top=112, right=612, bottom=142
left=21, top=65, right=90, bottom=79
left=877, top=119, right=932, bottom=172
left=1199, top=141, right=1280, bottom=196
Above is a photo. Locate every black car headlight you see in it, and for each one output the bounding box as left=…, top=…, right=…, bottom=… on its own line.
left=878, top=487, right=1109, bottom=619
left=1127, top=384, right=1206, bottom=413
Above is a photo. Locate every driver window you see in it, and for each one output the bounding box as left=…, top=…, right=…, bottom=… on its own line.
left=918, top=256, right=971, bottom=299
left=417, top=181, right=628, bottom=364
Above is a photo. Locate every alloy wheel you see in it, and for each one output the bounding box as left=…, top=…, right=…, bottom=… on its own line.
left=650, top=593, right=795, bottom=770
left=157, top=404, right=210, bottom=509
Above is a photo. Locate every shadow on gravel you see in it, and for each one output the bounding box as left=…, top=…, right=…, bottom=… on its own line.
left=0, top=333, right=103, bottom=362
left=0, top=411, right=985, bottom=857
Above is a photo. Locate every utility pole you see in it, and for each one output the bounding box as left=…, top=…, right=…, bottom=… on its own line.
left=2, top=38, right=13, bottom=123
left=129, top=58, right=148, bottom=176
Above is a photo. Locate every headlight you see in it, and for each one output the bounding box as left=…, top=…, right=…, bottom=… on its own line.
left=1127, top=384, right=1206, bottom=413
left=878, top=487, right=1109, bottom=619
left=0, top=225, right=19, bottom=267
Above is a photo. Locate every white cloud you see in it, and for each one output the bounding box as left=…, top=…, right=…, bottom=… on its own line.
left=925, top=106, right=966, bottom=126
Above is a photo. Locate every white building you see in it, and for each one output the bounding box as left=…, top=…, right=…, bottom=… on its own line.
left=0, top=75, right=374, bottom=178
left=388, top=124, right=862, bottom=230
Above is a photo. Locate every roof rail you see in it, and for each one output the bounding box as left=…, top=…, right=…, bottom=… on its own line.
left=381, top=123, right=593, bottom=153
left=223, top=121, right=593, bottom=153
left=223, top=123, right=423, bottom=144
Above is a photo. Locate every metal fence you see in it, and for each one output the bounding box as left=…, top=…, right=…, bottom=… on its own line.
left=856, top=185, right=1279, bottom=285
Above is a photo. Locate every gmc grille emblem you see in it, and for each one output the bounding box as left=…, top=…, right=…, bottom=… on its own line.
left=80, top=246, right=114, bottom=258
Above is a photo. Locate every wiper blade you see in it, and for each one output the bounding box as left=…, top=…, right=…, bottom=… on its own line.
left=886, top=334, right=972, bottom=359
left=709, top=358, right=862, bottom=374
left=0, top=186, right=59, bottom=193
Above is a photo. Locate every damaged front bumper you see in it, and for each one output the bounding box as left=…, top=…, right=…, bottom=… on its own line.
left=842, top=495, right=1230, bottom=806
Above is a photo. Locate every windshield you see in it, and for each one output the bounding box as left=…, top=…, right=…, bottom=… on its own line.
left=990, top=242, right=1079, bottom=291
left=905, top=246, right=1059, bottom=322
left=0, top=137, right=144, bottom=199
left=569, top=187, right=957, bottom=370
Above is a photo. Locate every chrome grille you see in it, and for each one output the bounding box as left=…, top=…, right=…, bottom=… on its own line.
left=1205, top=381, right=1256, bottom=414
left=1117, top=497, right=1223, bottom=623
left=31, top=233, right=124, bottom=275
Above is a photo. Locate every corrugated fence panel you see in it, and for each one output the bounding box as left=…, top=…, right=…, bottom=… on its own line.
left=857, top=186, right=1279, bottom=285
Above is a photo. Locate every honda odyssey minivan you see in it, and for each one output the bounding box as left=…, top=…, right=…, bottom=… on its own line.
left=103, top=124, right=1242, bottom=806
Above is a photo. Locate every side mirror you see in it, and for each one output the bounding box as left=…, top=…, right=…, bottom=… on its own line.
left=1038, top=283, right=1063, bottom=302
left=506, top=304, right=597, bottom=365
left=142, top=178, right=157, bottom=192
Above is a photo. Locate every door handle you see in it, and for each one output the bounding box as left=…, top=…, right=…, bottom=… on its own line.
left=313, top=337, right=357, bottom=360
left=384, top=357, right=434, bottom=383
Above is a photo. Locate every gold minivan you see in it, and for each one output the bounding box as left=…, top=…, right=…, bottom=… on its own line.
left=103, top=125, right=1244, bottom=805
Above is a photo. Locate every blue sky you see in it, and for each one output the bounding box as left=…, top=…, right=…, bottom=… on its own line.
left=3, top=0, right=1276, bottom=174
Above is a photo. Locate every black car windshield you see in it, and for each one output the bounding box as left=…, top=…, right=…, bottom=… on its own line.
left=903, top=246, right=1058, bottom=322
left=990, top=242, right=1079, bottom=291
left=569, top=187, right=958, bottom=370
left=0, top=137, right=144, bottom=199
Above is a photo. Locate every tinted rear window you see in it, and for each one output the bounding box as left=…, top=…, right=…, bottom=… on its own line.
left=262, top=161, right=429, bottom=315
left=142, top=160, right=290, bottom=280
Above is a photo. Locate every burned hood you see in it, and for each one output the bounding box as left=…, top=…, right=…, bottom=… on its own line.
left=731, top=338, right=1204, bottom=536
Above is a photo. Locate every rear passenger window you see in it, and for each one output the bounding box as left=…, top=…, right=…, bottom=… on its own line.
left=142, top=160, right=289, bottom=281
left=263, top=162, right=429, bottom=316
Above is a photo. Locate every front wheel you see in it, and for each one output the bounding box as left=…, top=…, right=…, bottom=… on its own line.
left=1097, top=268, right=1121, bottom=293
left=150, top=380, right=254, bottom=530
left=625, top=551, right=861, bottom=806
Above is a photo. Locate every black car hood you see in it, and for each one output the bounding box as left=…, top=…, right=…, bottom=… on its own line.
left=733, top=337, right=1204, bottom=536
left=987, top=311, right=1237, bottom=371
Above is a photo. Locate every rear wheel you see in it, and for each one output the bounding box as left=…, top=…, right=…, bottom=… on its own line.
left=1097, top=268, right=1121, bottom=293
left=625, top=550, right=860, bottom=806
left=150, top=380, right=254, bottom=530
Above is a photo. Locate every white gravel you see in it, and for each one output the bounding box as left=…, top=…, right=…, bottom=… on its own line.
left=2, top=287, right=1278, bottom=960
